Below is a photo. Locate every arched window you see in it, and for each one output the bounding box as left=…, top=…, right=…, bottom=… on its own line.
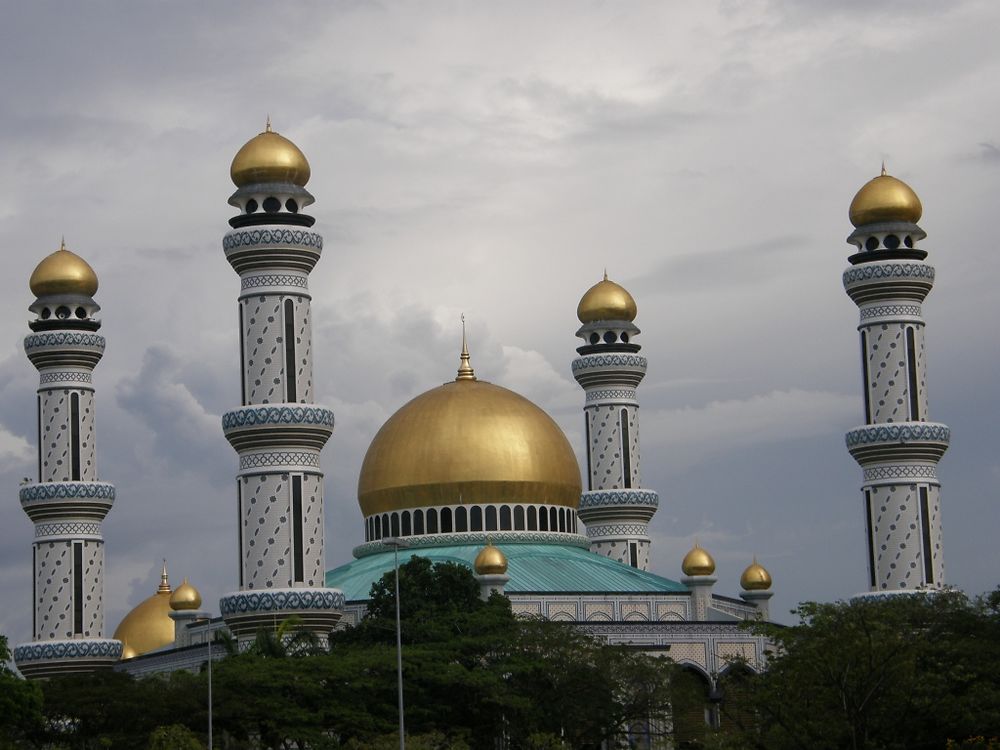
left=539, top=507, right=549, bottom=531
left=390, top=512, right=400, bottom=538
left=571, top=511, right=577, bottom=533
left=527, top=506, right=537, bottom=531
left=470, top=506, right=483, bottom=532
left=441, top=507, right=453, bottom=533
left=559, top=507, right=566, bottom=532
left=413, top=509, right=425, bottom=535
left=381, top=514, right=390, bottom=538
left=401, top=511, right=411, bottom=536
left=550, top=507, right=558, bottom=531
left=514, top=505, right=525, bottom=531
left=485, top=506, right=498, bottom=531
left=427, top=508, right=438, bottom=534
left=499, top=505, right=512, bottom=530
left=455, top=506, right=468, bottom=532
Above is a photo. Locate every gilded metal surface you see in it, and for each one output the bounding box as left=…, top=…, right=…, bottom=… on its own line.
left=230, top=121, right=311, bottom=187
left=681, top=544, right=716, bottom=576
left=576, top=273, right=637, bottom=323
left=168, top=577, right=202, bottom=611
left=474, top=543, right=508, bottom=574
left=358, top=378, right=582, bottom=516
left=848, top=169, right=922, bottom=227
left=112, top=580, right=176, bottom=658
left=29, top=241, right=98, bottom=297
left=740, top=559, right=772, bottom=591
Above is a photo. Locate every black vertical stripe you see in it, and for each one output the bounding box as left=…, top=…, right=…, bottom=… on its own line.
left=584, top=415, right=592, bottom=491
left=629, top=542, right=638, bottom=568
left=70, top=393, right=80, bottom=481
left=237, top=481, right=244, bottom=588
left=906, top=327, right=920, bottom=420
left=284, top=299, right=297, bottom=403
left=292, top=476, right=304, bottom=583
left=36, top=395, right=42, bottom=481
left=620, top=408, right=632, bottom=489
left=864, top=490, right=876, bottom=588
left=919, top=487, right=934, bottom=584
left=239, top=303, right=247, bottom=406
left=32, top=546, right=36, bottom=637
left=73, top=542, right=83, bottom=635
left=860, top=331, right=872, bottom=423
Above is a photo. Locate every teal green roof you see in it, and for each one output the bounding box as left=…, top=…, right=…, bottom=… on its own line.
left=325, top=543, right=687, bottom=602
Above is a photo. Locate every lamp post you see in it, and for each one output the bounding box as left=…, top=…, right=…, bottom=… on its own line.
left=382, top=537, right=409, bottom=750
left=207, top=624, right=213, bottom=750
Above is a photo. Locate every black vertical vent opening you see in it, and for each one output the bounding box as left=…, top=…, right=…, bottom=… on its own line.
left=620, top=408, right=632, bottom=489
left=237, top=481, right=244, bottom=588
left=584, top=415, right=592, bottom=491
left=292, top=476, right=304, bottom=583
left=32, top=546, right=37, bottom=637
left=864, top=490, right=876, bottom=588
left=36, top=395, right=42, bottom=481
left=284, top=299, right=297, bottom=403
left=860, top=331, right=872, bottom=423
left=239, top=303, right=247, bottom=406
left=919, top=486, right=934, bottom=584
left=70, top=393, right=80, bottom=481
left=73, top=542, right=83, bottom=635
left=906, top=327, right=920, bottom=420
left=629, top=542, right=638, bottom=568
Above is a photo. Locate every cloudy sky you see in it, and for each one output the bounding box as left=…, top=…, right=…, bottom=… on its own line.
left=1, top=1, right=998, bottom=643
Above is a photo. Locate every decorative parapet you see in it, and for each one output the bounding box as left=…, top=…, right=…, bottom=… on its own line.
left=14, top=638, right=122, bottom=679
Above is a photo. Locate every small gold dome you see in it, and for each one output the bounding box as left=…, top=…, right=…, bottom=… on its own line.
left=169, top=578, right=202, bottom=611
left=849, top=166, right=922, bottom=227
left=577, top=273, right=637, bottom=323
left=681, top=544, right=716, bottom=576
left=358, top=353, right=582, bottom=517
left=112, top=565, right=175, bottom=657
left=474, top=543, right=508, bottom=575
left=740, top=559, right=772, bottom=591
left=230, top=119, right=311, bottom=187
left=29, top=241, right=99, bottom=297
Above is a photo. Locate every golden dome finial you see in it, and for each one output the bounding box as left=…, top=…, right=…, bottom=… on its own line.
left=848, top=165, right=922, bottom=227
left=456, top=314, right=476, bottom=381
left=60, top=236, right=66, bottom=252
left=265, top=114, right=272, bottom=133
left=169, top=577, right=203, bottom=611
left=681, top=541, right=716, bottom=576
left=881, top=160, right=887, bottom=176
left=474, top=541, right=508, bottom=575
left=29, top=240, right=99, bottom=298
left=157, top=559, right=171, bottom=594
left=603, top=268, right=608, bottom=281
left=577, top=273, right=637, bottom=324
left=740, top=557, right=772, bottom=591
left=231, top=121, right=311, bottom=187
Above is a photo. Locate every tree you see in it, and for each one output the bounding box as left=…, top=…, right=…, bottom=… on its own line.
left=715, top=589, right=1000, bottom=750
left=0, top=635, right=43, bottom=748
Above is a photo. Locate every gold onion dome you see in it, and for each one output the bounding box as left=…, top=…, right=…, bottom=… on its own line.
left=169, top=577, right=202, bottom=611
left=681, top=543, right=716, bottom=576
left=849, top=164, right=922, bottom=227
left=29, top=240, right=99, bottom=297
left=740, top=558, right=773, bottom=591
left=230, top=118, right=311, bottom=188
left=113, top=563, right=176, bottom=658
left=577, top=272, right=637, bottom=323
left=474, top=543, right=509, bottom=575
left=358, top=341, right=582, bottom=517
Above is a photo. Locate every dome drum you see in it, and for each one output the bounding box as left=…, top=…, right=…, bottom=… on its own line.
left=363, top=502, right=582, bottom=543
left=574, top=320, right=641, bottom=355
left=847, top=223, right=928, bottom=265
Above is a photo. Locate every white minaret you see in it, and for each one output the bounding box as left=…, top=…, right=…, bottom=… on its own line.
left=218, top=121, right=343, bottom=645
left=572, top=273, right=659, bottom=570
left=843, top=166, right=949, bottom=592
left=13, top=241, right=122, bottom=678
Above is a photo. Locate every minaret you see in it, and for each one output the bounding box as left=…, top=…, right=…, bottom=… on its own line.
left=843, top=166, right=949, bottom=592
left=680, top=543, right=717, bottom=620
left=739, top=558, right=773, bottom=620
left=473, top=541, right=510, bottom=600
left=572, top=273, right=659, bottom=569
left=218, top=121, right=343, bottom=645
left=13, top=241, right=122, bottom=678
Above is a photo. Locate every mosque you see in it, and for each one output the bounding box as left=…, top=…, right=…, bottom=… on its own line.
left=10, top=123, right=949, bottom=713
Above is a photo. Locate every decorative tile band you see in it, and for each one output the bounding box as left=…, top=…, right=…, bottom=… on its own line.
left=863, top=464, right=939, bottom=482
left=859, top=304, right=923, bottom=321
left=223, top=228, right=323, bottom=252
left=38, top=371, right=93, bottom=385
left=843, top=262, right=935, bottom=286
left=572, top=354, right=648, bottom=372
left=585, top=523, right=650, bottom=537
left=241, top=274, right=309, bottom=290
left=845, top=423, right=950, bottom=448
left=13, top=638, right=122, bottom=664
left=222, top=406, right=335, bottom=430
left=353, top=531, right=591, bottom=559
left=24, top=333, right=106, bottom=350
left=35, top=522, right=103, bottom=538
left=239, top=451, right=322, bottom=470
left=585, top=388, right=638, bottom=402
left=579, top=490, right=660, bottom=509
left=219, top=588, right=345, bottom=616
left=19, top=482, right=116, bottom=503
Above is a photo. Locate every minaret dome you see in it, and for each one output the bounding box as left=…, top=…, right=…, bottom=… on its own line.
left=230, top=119, right=311, bottom=188
left=577, top=272, right=637, bottom=323
left=29, top=240, right=99, bottom=297
left=740, top=559, right=772, bottom=591
left=169, top=578, right=203, bottom=611
left=848, top=165, right=922, bottom=227
left=474, top=543, right=508, bottom=575
left=681, top=544, right=716, bottom=576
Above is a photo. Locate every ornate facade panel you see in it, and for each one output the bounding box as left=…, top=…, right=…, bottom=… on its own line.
left=670, top=642, right=708, bottom=670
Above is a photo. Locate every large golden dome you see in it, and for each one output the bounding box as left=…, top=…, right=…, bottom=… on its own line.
left=230, top=119, right=311, bottom=188
left=113, top=566, right=176, bottom=658
left=577, top=273, right=637, bottom=323
left=358, top=352, right=582, bottom=517
left=849, top=165, right=922, bottom=227
left=29, top=240, right=99, bottom=297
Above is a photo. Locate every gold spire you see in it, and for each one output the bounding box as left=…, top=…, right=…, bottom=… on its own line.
left=265, top=114, right=272, bottom=133
left=60, top=236, right=66, bottom=252
left=456, top=314, right=476, bottom=381
left=881, top=160, right=887, bottom=176
left=157, top=560, right=171, bottom=593
left=603, top=268, right=608, bottom=281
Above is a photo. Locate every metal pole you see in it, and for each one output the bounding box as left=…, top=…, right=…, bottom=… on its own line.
left=207, top=626, right=213, bottom=749
left=394, top=542, right=405, bottom=750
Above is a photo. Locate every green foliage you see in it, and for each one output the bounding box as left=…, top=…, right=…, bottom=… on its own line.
left=147, top=723, right=203, bottom=749
left=0, top=635, right=43, bottom=748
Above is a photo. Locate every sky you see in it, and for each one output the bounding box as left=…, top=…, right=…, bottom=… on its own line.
left=1, top=1, right=998, bottom=643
